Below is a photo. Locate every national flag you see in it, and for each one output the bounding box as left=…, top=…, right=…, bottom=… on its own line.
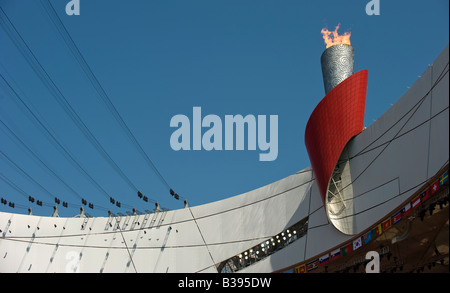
left=430, top=179, right=440, bottom=195
left=330, top=248, right=341, bottom=260
left=382, top=218, right=392, bottom=231
left=363, top=230, right=372, bottom=244
left=402, top=202, right=411, bottom=217
left=295, top=264, right=306, bottom=273
left=307, top=259, right=319, bottom=272
left=392, top=210, right=402, bottom=225
left=353, top=237, right=362, bottom=251
left=319, top=254, right=330, bottom=266
left=412, top=195, right=421, bottom=209
left=420, top=189, right=431, bottom=203
left=341, top=243, right=352, bottom=256
left=373, top=223, right=383, bottom=237
left=440, top=171, right=448, bottom=186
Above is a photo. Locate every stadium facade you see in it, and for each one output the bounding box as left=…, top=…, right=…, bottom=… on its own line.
left=0, top=44, right=448, bottom=273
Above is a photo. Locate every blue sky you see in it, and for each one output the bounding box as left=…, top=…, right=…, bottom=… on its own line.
left=0, top=0, right=448, bottom=217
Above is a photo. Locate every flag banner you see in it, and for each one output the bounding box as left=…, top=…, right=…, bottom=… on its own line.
left=412, top=195, right=421, bottom=209
left=402, top=202, right=411, bottom=217
left=295, top=264, right=306, bottom=273
left=420, top=189, right=431, bottom=203
left=307, top=259, right=319, bottom=272
left=371, top=227, right=376, bottom=239
left=319, top=254, right=330, bottom=266
left=430, top=179, right=440, bottom=195
left=363, top=230, right=372, bottom=244
left=382, top=217, right=392, bottom=231
left=330, top=248, right=341, bottom=260
left=353, top=237, right=362, bottom=251
left=341, top=243, right=353, bottom=256
left=373, top=223, right=383, bottom=237
left=392, top=210, right=402, bottom=224
left=440, top=171, right=448, bottom=186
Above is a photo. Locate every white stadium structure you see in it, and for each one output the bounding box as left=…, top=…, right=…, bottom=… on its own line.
left=0, top=44, right=448, bottom=274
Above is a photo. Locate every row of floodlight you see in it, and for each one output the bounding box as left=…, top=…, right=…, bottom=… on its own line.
left=217, top=217, right=309, bottom=273
left=239, top=229, right=299, bottom=262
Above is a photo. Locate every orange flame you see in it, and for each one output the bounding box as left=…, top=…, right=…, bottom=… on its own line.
left=321, top=24, right=351, bottom=49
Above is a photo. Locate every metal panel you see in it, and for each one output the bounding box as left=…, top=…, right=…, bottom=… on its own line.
left=321, top=44, right=355, bottom=94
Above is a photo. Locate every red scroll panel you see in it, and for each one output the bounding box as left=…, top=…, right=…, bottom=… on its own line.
left=305, top=70, right=368, bottom=205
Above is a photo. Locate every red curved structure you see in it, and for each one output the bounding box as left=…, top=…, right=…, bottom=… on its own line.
left=305, top=70, right=368, bottom=205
